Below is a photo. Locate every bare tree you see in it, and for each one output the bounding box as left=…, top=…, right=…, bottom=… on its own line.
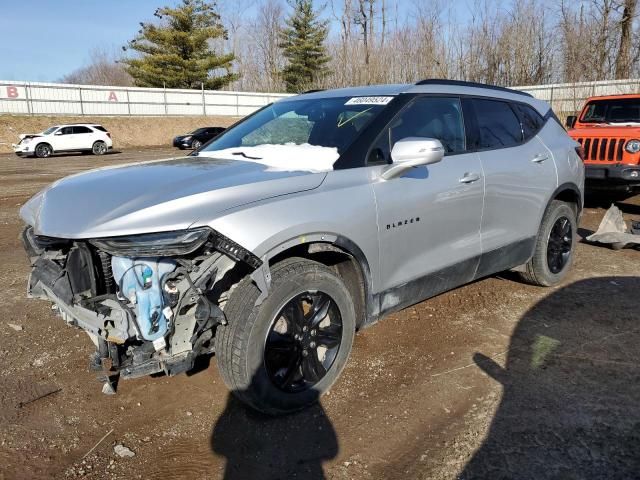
left=615, top=0, right=638, bottom=78
left=59, top=48, right=133, bottom=86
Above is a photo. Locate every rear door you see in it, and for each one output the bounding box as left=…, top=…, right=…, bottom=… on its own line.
left=372, top=96, right=484, bottom=296
left=71, top=126, right=94, bottom=149
left=464, top=98, right=557, bottom=274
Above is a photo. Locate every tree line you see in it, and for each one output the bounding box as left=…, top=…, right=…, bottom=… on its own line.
left=60, top=0, right=640, bottom=93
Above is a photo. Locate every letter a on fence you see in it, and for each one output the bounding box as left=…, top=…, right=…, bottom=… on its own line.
left=108, top=91, right=118, bottom=102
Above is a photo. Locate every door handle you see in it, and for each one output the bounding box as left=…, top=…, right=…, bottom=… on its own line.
left=532, top=154, right=549, bottom=163
left=459, top=172, right=481, bottom=184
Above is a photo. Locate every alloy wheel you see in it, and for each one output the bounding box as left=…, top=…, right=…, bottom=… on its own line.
left=547, top=216, right=572, bottom=274
left=93, top=142, right=107, bottom=155
left=264, top=291, right=343, bottom=393
left=36, top=145, right=51, bottom=158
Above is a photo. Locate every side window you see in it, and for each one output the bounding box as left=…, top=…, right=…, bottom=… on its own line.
left=471, top=99, right=523, bottom=149
left=368, top=96, right=465, bottom=165
left=59, top=127, right=73, bottom=135
left=73, top=126, right=92, bottom=134
left=512, top=103, right=545, bottom=141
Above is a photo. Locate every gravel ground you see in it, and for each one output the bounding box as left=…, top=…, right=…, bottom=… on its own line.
left=0, top=149, right=638, bottom=480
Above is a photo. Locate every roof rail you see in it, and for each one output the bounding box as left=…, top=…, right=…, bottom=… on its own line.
left=302, top=89, right=325, bottom=94
left=415, top=79, right=532, bottom=98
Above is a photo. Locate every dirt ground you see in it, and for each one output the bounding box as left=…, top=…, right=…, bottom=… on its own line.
left=0, top=116, right=240, bottom=154
left=0, top=149, right=638, bottom=480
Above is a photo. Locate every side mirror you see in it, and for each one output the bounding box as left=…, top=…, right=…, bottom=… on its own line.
left=54, top=131, right=63, bottom=135
left=566, top=115, right=577, bottom=129
left=381, top=137, right=444, bottom=180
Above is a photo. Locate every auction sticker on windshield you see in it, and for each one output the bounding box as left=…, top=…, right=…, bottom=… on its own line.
left=345, top=96, right=394, bottom=105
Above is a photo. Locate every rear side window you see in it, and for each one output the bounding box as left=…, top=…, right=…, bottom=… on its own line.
left=471, top=99, right=523, bottom=149
left=512, top=103, right=545, bottom=141
left=73, top=126, right=92, bottom=134
left=92, top=125, right=107, bottom=132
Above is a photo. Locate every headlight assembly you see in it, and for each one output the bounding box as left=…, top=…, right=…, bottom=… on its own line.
left=625, top=139, right=640, bottom=153
left=90, top=227, right=211, bottom=256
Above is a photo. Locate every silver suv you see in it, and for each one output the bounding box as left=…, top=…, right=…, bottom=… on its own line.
left=20, top=80, right=584, bottom=414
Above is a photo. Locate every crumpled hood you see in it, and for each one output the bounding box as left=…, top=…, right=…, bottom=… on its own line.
left=19, top=133, right=43, bottom=140
left=21, top=155, right=327, bottom=239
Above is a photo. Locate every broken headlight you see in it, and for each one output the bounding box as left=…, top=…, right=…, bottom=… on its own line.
left=89, top=227, right=211, bottom=257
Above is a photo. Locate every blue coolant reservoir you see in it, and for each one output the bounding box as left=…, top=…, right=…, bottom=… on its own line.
left=111, top=257, right=177, bottom=341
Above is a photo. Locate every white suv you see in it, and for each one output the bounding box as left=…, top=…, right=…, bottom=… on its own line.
left=13, top=124, right=113, bottom=158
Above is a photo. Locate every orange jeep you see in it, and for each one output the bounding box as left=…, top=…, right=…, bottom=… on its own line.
left=567, top=94, right=640, bottom=192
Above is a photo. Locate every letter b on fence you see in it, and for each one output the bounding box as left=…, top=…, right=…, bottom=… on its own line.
left=6, top=86, right=19, bottom=98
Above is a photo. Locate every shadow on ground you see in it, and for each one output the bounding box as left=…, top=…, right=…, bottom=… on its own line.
left=210, top=381, right=337, bottom=480
left=461, top=276, right=640, bottom=479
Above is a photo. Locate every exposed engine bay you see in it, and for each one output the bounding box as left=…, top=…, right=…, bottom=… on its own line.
left=21, top=226, right=261, bottom=391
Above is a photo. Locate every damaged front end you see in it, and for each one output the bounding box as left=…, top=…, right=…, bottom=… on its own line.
left=22, top=226, right=261, bottom=388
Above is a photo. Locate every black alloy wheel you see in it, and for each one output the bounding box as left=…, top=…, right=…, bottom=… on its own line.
left=264, top=291, right=343, bottom=394
left=547, top=216, right=572, bottom=274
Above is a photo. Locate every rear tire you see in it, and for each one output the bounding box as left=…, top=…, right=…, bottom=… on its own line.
left=92, top=141, right=107, bottom=156
left=192, top=139, right=202, bottom=150
left=34, top=143, right=52, bottom=158
left=519, top=200, right=577, bottom=286
left=214, top=257, right=356, bottom=415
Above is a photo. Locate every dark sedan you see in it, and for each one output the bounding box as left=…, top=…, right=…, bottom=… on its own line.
left=173, top=127, right=226, bottom=150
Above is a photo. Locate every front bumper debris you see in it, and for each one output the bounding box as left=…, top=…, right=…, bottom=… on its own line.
left=21, top=225, right=260, bottom=387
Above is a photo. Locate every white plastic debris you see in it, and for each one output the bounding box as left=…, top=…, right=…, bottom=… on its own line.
left=7, top=323, right=23, bottom=331
left=198, top=143, right=339, bottom=173
left=114, top=444, right=135, bottom=458
left=586, top=204, right=640, bottom=249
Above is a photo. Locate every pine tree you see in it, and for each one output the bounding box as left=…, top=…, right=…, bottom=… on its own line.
left=121, top=0, right=238, bottom=89
left=279, top=0, right=331, bottom=93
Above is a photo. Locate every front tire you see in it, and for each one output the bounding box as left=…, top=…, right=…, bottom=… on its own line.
left=34, top=143, right=52, bottom=158
left=519, top=200, right=577, bottom=286
left=214, top=257, right=356, bottom=415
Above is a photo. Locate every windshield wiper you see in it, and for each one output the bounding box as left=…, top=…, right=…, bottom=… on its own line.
left=232, top=151, right=263, bottom=160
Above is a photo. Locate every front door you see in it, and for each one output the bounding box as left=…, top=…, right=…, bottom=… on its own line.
left=371, top=96, right=485, bottom=308
left=53, top=126, right=75, bottom=151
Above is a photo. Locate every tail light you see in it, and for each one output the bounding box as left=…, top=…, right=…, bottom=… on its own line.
left=575, top=145, right=585, bottom=161
left=107, top=132, right=111, bottom=139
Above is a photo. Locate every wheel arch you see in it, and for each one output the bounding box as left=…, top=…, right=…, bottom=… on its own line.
left=551, top=182, right=583, bottom=216
left=257, top=233, right=374, bottom=329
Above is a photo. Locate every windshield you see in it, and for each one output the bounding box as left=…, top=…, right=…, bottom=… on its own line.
left=199, top=96, right=391, bottom=169
left=42, top=126, right=59, bottom=135
left=581, top=98, right=640, bottom=123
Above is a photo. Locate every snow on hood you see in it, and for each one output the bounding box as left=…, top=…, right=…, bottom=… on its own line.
left=197, top=143, right=339, bottom=173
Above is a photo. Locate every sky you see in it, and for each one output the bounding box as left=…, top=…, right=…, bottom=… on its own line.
left=0, top=0, right=465, bottom=82
left=0, top=1, right=186, bottom=81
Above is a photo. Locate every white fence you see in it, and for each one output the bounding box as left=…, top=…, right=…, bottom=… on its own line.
left=514, top=78, right=640, bottom=114
left=0, top=78, right=639, bottom=117
left=0, top=80, right=291, bottom=117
